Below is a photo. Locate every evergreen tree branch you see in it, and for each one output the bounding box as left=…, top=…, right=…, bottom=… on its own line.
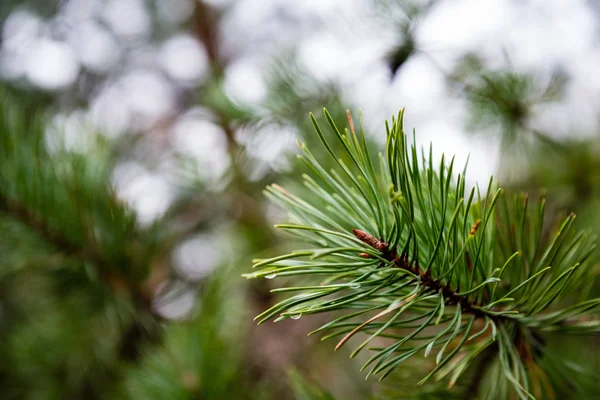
left=352, top=228, right=507, bottom=323
left=0, top=87, right=168, bottom=371
left=247, top=108, right=600, bottom=399
left=0, top=192, right=144, bottom=300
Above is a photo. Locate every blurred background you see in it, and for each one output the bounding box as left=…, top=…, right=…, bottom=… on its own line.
left=0, top=0, right=599, bottom=398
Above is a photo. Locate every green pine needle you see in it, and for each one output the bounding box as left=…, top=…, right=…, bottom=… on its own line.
left=248, top=108, right=600, bottom=399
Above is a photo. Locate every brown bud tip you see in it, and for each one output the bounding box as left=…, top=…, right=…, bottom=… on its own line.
left=352, top=228, right=368, bottom=241
left=359, top=252, right=371, bottom=258
left=352, top=229, right=381, bottom=249
left=469, top=219, right=482, bottom=236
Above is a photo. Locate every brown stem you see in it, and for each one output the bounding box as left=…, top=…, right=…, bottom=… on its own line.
left=192, top=1, right=226, bottom=75
left=352, top=229, right=505, bottom=322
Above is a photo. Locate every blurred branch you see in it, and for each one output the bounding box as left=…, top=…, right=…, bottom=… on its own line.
left=0, top=190, right=159, bottom=307
left=192, top=1, right=227, bottom=75
left=0, top=189, right=165, bottom=366
left=191, top=1, right=276, bottom=248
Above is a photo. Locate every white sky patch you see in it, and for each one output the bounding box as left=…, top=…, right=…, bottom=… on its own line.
left=170, top=109, right=231, bottom=186
left=113, top=161, right=175, bottom=226
left=236, top=123, right=297, bottom=180
left=124, top=45, right=159, bottom=70
left=2, top=9, right=43, bottom=44
left=298, top=33, right=347, bottom=83
left=287, top=0, right=340, bottom=15
left=89, top=83, right=132, bottom=137
left=220, top=0, right=275, bottom=53
left=103, top=0, right=151, bottom=39
left=343, top=66, right=392, bottom=141
left=415, top=117, right=500, bottom=187
left=26, top=38, right=80, bottom=90
left=220, top=0, right=306, bottom=58
left=0, top=10, right=44, bottom=79
left=119, top=69, right=176, bottom=127
left=224, top=58, right=268, bottom=107
left=61, top=0, right=103, bottom=22
left=416, top=0, right=514, bottom=65
left=504, top=2, right=597, bottom=70
left=68, top=21, right=121, bottom=73
left=159, top=34, right=209, bottom=84
left=530, top=80, right=600, bottom=140
left=152, top=281, right=196, bottom=320
left=0, top=44, right=30, bottom=80
left=503, top=1, right=600, bottom=138
left=246, top=124, right=297, bottom=166
left=172, top=234, right=222, bottom=281
left=385, top=55, right=448, bottom=122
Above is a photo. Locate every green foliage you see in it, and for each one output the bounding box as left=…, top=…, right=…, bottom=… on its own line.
left=2, top=270, right=131, bottom=399
left=520, top=138, right=600, bottom=205
left=0, top=84, right=274, bottom=400
left=376, top=356, right=470, bottom=399
left=0, top=86, right=156, bottom=285
left=287, top=369, right=336, bottom=400
left=379, top=0, right=436, bottom=77
left=457, top=65, right=567, bottom=147
left=247, top=109, right=600, bottom=399
left=0, top=0, right=60, bottom=20
left=0, top=84, right=155, bottom=399
left=122, top=269, right=254, bottom=400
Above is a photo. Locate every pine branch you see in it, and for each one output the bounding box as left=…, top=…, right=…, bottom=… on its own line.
left=0, top=192, right=128, bottom=290
left=351, top=228, right=503, bottom=322
left=0, top=168, right=163, bottom=328
left=247, top=108, right=600, bottom=399
left=0, top=87, right=168, bottom=369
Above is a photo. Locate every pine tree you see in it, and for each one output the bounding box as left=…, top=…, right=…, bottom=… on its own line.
left=248, top=109, right=600, bottom=399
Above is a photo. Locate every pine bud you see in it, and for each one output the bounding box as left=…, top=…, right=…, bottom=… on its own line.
left=469, top=219, right=482, bottom=236
left=352, top=229, right=386, bottom=250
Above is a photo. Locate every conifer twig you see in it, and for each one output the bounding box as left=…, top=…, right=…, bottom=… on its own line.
left=248, top=108, right=600, bottom=398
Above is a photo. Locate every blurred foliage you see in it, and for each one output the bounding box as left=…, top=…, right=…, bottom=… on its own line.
left=450, top=55, right=568, bottom=149
left=0, top=83, right=155, bottom=399
left=121, top=268, right=258, bottom=400
left=287, top=369, right=336, bottom=400
left=0, top=0, right=59, bottom=20
left=380, top=0, right=437, bottom=77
